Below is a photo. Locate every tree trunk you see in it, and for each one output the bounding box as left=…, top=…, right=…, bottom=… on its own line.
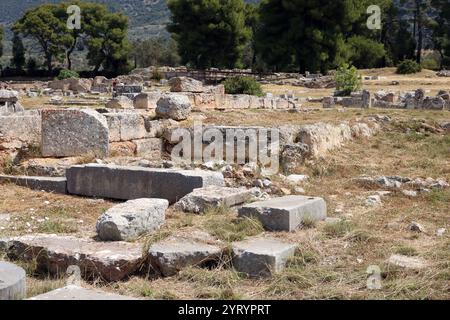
left=416, top=1, right=423, bottom=64
left=46, top=53, right=53, bottom=73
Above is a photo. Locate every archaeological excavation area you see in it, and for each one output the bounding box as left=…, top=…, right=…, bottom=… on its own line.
left=0, top=68, right=449, bottom=300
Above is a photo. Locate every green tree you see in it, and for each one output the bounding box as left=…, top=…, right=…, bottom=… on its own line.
left=432, top=0, right=450, bottom=68
left=13, top=4, right=68, bottom=72
left=0, top=25, right=3, bottom=61
left=82, top=3, right=131, bottom=73
left=11, top=33, right=26, bottom=70
left=256, top=0, right=372, bottom=73
left=167, top=0, right=252, bottom=69
left=132, top=37, right=181, bottom=68
left=347, top=36, right=386, bottom=69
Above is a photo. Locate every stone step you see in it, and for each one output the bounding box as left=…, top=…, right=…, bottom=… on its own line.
left=148, top=231, right=222, bottom=277
left=232, top=237, right=296, bottom=278
left=66, top=164, right=225, bottom=204
left=0, top=261, right=26, bottom=300
left=0, top=234, right=144, bottom=282
left=0, top=175, right=67, bottom=194
left=238, top=195, right=327, bottom=231
left=28, top=285, right=138, bottom=300
left=174, top=186, right=255, bottom=213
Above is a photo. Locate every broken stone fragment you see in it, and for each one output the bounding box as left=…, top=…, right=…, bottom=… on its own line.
left=174, top=186, right=254, bottom=214
left=96, top=198, right=169, bottom=241
left=156, top=94, right=192, bottom=121
left=0, top=234, right=144, bottom=281
left=0, top=261, right=26, bottom=300
left=387, top=254, right=428, bottom=270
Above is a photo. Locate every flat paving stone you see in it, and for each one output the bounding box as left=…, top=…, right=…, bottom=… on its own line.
left=238, top=195, right=327, bottom=231
left=0, top=234, right=145, bottom=282
left=28, top=285, right=138, bottom=300
left=387, top=254, right=428, bottom=270
left=232, top=237, right=296, bottom=278
left=0, top=261, right=26, bottom=300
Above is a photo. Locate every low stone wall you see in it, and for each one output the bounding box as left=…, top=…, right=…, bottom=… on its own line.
left=0, top=111, right=41, bottom=144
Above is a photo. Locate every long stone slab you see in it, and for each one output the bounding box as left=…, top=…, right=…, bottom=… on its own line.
left=0, top=234, right=144, bottom=282
left=41, top=109, right=109, bottom=157
left=28, top=285, right=138, bottom=300
left=0, top=175, right=67, bottom=194
left=66, top=164, right=225, bottom=204
left=238, top=195, right=327, bottom=231
left=0, top=261, right=27, bottom=300
left=232, top=237, right=296, bottom=278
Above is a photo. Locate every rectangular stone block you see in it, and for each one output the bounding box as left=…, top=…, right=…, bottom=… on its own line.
left=133, top=138, right=163, bottom=158
left=232, top=237, right=296, bottom=278
left=0, top=175, right=67, bottom=194
left=238, top=195, right=327, bottom=231
left=28, top=285, right=138, bottom=300
left=66, top=164, right=225, bottom=203
left=41, top=109, right=109, bottom=157
left=0, top=114, right=41, bottom=144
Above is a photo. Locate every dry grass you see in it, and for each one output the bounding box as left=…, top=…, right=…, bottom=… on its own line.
left=2, top=70, right=450, bottom=300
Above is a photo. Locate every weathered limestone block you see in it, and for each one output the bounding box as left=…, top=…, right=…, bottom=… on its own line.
left=422, top=96, right=445, bottom=110
left=133, top=92, right=162, bottom=109
left=387, top=254, right=428, bottom=270
left=96, top=198, right=169, bottom=241
left=174, top=186, right=254, bottom=213
left=322, top=97, right=335, bottom=108
left=29, top=285, right=138, bottom=300
left=66, top=164, right=225, bottom=203
left=232, top=237, right=296, bottom=278
left=0, top=175, right=67, bottom=194
left=0, top=262, right=26, bottom=300
left=148, top=231, right=222, bottom=276
left=156, top=94, right=192, bottom=121
left=109, top=141, right=136, bottom=157
left=225, top=95, right=251, bottom=109
left=1, top=234, right=144, bottom=281
left=104, top=113, right=147, bottom=142
left=106, top=96, right=134, bottom=109
left=238, top=195, right=327, bottom=231
left=133, top=138, right=163, bottom=158
left=41, top=109, right=109, bottom=157
left=298, top=122, right=352, bottom=158
left=169, top=77, right=205, bottom=93
left=48, top=78, right=92, bottom=93
left=0, top=114, right=41, bottom=144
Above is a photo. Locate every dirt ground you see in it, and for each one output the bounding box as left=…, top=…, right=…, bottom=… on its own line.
left=1, top=69, right=449, bottom=300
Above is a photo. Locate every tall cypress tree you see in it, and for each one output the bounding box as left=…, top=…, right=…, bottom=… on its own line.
left=11, top=33, right=26, bottom=70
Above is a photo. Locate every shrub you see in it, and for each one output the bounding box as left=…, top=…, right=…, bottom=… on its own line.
left=347, top=36, right=386, bottom=69
left=334, top=63, right=362, bottom=96
left=223, top=76, right=263, bottom=97
left=396, top=59, right=422, bottom=74
left=151, top=68, right=163, bottom=81
left=421, top=57, right=440, bottom=70
left=57, top=69, right=80, bottom=80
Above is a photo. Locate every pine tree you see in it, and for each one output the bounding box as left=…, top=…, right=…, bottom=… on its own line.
left=167, top=0, right=251, bottom=69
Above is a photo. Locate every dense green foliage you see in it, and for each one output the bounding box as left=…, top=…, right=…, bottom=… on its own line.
left=12, top=1, right=130, bottom=75
left=11, top=33, right=25, bottom=70
left=396, top=59, right=423, bottom=74
left=57, top=69, right=79, bottom=80
left=132, top=37, right=181, bottom=68
left=167, top=0, right=251, bottom=69
left=223, top=76, right=263, bottom=96
left=335, top=64, right=362, bottom=96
